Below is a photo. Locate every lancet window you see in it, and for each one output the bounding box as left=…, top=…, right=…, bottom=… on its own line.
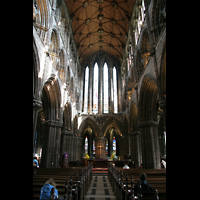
left=83, top=62, right=118, bottom=114
left=104, top=63, right=109, bottom=113
left=83, top=66, right=89, bottom=113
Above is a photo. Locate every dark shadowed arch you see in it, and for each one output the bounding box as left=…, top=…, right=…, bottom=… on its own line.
left=78, top=116, right=100, bottom=137
left=102, top=116, right=123, bottom=137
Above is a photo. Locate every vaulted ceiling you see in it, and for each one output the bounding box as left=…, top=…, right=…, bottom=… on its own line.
left=65, top=0, right=135, bottom=64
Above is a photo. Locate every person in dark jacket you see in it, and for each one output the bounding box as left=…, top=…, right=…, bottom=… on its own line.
left=134, top=172, right=154, bottom=194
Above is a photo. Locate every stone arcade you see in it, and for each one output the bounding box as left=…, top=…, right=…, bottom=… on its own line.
left=33, top=0, right=166, bottom=169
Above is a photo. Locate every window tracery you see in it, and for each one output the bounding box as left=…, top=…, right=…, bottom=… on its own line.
left=83, top=62, right=118, bottom=114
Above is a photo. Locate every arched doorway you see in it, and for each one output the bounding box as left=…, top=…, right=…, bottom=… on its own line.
left=78, top=117, right=99, bottom=160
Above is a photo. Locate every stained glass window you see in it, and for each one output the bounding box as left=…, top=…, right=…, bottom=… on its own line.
left=85, top=136, right=88, bottom=153
left=106, top=140, right=108, bottom=155
left=104, top=63, right=109, bottom=113
left=84, top=67, right=89, bottom=113
left=93, top=63, right=98, bottom=113
left=113, top=136, right=116, bottom=154
left=93, top=140, right=95, bottom=154
left=113, top=67, right=118, bottom=113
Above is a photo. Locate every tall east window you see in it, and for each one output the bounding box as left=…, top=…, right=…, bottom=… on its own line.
left=83, top=62, right=118, bottom=114
left=113, top=67, right=118, bottom=113
left=84, top=66, right=89, bottom=113
left=104, top=63, right=109, bottom=113
left=93, top=63, right=98, bottom=113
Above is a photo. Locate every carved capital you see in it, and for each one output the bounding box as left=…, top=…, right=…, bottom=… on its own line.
left=158, top=98, right=166, bottom=109
left=33, top=99, right=42, bottom=109
left=61, top=130, right=73, bottom=135
left=130, top=130, right=140, bottom=135
left=42, top=120, right=63, bottom=127
left=138, top=120, right=159, bottom=128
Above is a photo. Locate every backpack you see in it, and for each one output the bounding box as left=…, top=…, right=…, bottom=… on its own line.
left=39, top=184, right=58, bottom=199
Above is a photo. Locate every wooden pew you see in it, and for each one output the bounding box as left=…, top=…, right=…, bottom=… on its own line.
left=33, top=164, right=93, bottom=200
left=108, top=163, right=166, bottom=200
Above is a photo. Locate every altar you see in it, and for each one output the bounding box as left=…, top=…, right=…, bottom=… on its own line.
left=92, top=159, right=108, bottom=168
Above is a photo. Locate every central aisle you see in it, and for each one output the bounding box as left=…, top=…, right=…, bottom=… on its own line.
left=85, top=175, right=116, bottom=200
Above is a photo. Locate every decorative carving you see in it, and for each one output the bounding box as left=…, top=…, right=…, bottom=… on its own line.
left=138, top=120, right=159, bottom=128
left=83, top=1, right=88, bottom=8
left=42, top=120, right=63, bottom=127
left=85, top=18, right=90, bottom=25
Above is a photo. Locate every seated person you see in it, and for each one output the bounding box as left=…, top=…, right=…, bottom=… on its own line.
left=123, top=163, right=129, bottom=169
left=33, top=157, right=38, bottom=167
left=161, top=160, right=166, bottom=168
left=40, top=178, right=58, bottom=199
left=134, top=172, right=154, bottom=194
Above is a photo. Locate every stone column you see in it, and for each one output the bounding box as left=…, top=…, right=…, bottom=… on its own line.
left=118, top=136, right=129, bottom=160
left=158, top=98, right=166, bottom=132
left=40, top=120, right=63, bottom=168
left=95, top=137, right=107, bottom=159
left=130, top=131, right=141, bottom=167
left=138, top=120, right=161, bottom=169
left=33, top=99, right=42, bottom=153
left=98, top=61, right=103, bottom=114
left=60, top=130, right=73, bottom=161
left=73, top=136, right=83, bottom=161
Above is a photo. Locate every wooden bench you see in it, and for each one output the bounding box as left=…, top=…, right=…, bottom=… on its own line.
left=108, top=163, right=166, bottom=200
left=33, top=164, right=93, bottom=200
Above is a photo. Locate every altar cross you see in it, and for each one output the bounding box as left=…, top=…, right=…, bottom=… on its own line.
left=97, top=142, right=103, bottom=156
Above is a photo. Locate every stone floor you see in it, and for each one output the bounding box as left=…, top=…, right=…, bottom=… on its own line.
left=85, top=175, right=116, bottom=200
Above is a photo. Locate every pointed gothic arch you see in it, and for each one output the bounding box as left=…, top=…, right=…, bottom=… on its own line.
left=102, top=117, right=123, bottom=138
left=78, top=117, right=100, bottom=137
left=138, top=74, right=161, bottom=169
left=42, top=76, right=61, bottom=121
left=40, top=75, right=62, bottom=168
left=63, top=101, right=72, bottom=131
left=138, top=74, right=158, bottom=121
